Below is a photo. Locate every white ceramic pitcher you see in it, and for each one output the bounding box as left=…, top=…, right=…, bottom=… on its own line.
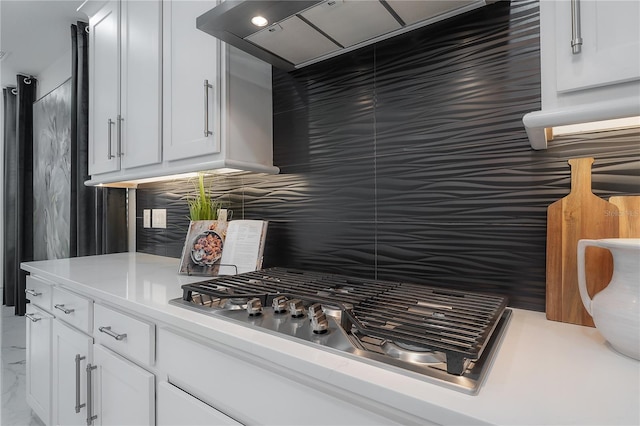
left=577, top=238, right=640, bottom=360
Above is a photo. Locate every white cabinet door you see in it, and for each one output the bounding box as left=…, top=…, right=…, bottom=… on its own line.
left=555, top=0, right=640, bottom=92
left=52, top=320, right=93, bottom=426
left=91, top=344, right=154, bottom=426
left=158, top=328, right=400, bottom=425
left=120, top=0, right=162, bottom=169
left=26, top=305, right=53, bottom=426
left=163, top=0, right=221, bottom=161
left=89, top=0, right=121, bottom=175
left=157, top=382, right=241, bottom=426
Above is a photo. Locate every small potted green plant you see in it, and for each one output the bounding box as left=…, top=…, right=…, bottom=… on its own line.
left=187, top=173, right=223, bottom=221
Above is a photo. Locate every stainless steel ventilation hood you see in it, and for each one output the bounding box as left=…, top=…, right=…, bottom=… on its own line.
left=196, top=0, right=491, bottom=71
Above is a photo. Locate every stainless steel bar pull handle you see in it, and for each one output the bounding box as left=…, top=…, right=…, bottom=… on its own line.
left=86, top=364, right=97, bottom=425
left=108, top=119, right=115, bottom=159
left=117, top=115, right=124, bottom=157
left=54, top=304, right=74, bottom=314
left=25, top=313, right=41, bottom=322
left=571, top=0, right=583, bottom=54
left=25, top=289, right=41, bottom=297
left=204, top=79, right=213, bottom=137
left=75, top=354, right=86, bottom=413
left=98, top=326, right=127, bottom=341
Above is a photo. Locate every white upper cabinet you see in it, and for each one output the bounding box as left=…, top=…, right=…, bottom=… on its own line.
left=87, top=0, right=162, bottom=177
left=523, top=0, right=640, bottom=150
left=163, top=0, right=221, bottom=161
left=88, top=0, right=120, bottom=175
left=553, top=0, right=640, bottom=93
left=162, top=0, right=277, bottom=176
left=83, top=0, right=277, bottom=185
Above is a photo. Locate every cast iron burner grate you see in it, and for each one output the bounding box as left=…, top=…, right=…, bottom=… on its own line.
left=341, top=283, right=508, bottom=375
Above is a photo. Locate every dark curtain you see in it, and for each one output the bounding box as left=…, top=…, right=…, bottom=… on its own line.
left=3, top=75, right=37, bottom=315
left=3, top=87, right=18, bottom=306
left=70, top=21, right=127, bottom=257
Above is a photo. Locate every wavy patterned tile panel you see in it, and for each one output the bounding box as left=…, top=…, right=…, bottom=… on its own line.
left=375, top=221, right=546, bottom=310
left=375, top=130, right=640, bottom=224
left=374, top=2, right=540, bottom=157
left=136, top=0, right=640, bottom=311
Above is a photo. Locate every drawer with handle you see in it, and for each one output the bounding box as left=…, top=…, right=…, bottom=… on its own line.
left=25, top=275, right=54, bottom=312
left=52, top=286, right=93, bottom=334
left=94, top=303, right=155, bottom=366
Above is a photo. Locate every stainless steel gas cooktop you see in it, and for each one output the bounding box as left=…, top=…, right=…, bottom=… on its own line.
left=169, top=267, right=511, bottom=394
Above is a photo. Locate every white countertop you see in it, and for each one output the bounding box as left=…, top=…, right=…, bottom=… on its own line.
left=22, top=253, right=640, bottom=425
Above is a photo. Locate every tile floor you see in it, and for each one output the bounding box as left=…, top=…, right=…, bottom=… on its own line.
left=1, top=305, right=45, bottom=426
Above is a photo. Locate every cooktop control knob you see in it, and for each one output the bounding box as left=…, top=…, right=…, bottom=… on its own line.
left=307, top=303, right=329, bottom=334
left=307, top=303, right=323, bottom=319
left=246, top=298, right=263, bottom=316
left=272, top=295, right=288, bottom=313
left=288, top=299, right=305, bottom=318
left=308, top=303, right=329, bottom=334
left=311, top=315, right=329, bottom=334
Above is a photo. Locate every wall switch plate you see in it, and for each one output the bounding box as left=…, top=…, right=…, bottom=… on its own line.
left=152, top=209, right=167, bottom=229
left=143, top=209, right=151, bottom=228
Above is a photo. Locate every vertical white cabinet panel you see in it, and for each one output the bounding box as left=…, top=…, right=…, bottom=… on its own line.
left=120, top=0, right=162, bottom=169
left=222, top=47, right=274, bottom=171
left=88, top=0, right=120, bottom=175
left=157, top=382, right=241, bottom=426
left=91, top=344, right=154, bottom=426
left=52, top=320, right=93, bottom=426
left=25, top=305, right=53, bottom=426
left=163, top=0, right=220, bottom=161
left=554, top=0, right=640, bottom=93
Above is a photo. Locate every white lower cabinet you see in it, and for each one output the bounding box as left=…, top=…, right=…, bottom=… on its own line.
left=91, top=344, right=155, bottom=426
left=158, top=328, right=398, bottom=425
left=33, top=282, right=156, bottom=426
left=157, top=381, right=241, bottom=426
left=52, top=319, right=93, bottom=426
left=25, top=305, right=53, bottom=426
left=51, top=323, right=154, bottom=426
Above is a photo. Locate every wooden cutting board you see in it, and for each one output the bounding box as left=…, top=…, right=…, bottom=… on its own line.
left=546, top=157, right=619, bottom=327
left=609, top=196, right=640, bottom=237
